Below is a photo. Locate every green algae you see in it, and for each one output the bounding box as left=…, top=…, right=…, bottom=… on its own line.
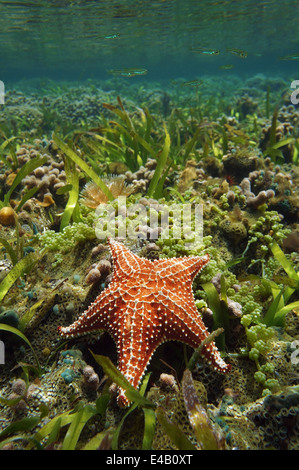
left=0, top=134, right=19, bottom=170
left=147, top=124, right=171, bottom=199
left=155, top=406, right=196, bottom=451
left=0, top=323, right=41, bottom=376
left=91, top=352, right=154, bottom=409
left=201, top=281, right=229, bottom=350
left=142, top=407, right=156, bottom=450
left=102, top=97, right=157, bottom=171
left=0, top=252, right=37, bottom=302
left=36, top=220, right=96, bottom=254
left=182, top=369, right=224, bottom=450
left=18, top=292, right=56, bottom=333
left=260, top=242, right=299, bottom=327
left=53, top=133, right=114, bottom=203
left=187, top=327, right=224, bottom=371
left=24, top=394, right=110, bottom=450
left=0, top=236, right=18, bottom=265
left=58, top=154, right=80, bottom=231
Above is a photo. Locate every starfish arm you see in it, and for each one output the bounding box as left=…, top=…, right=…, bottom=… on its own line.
left=108, top=238, right=149, bottom=278
left=154, top=254, right=210, bottom=282
left=58, top=287, right=123, bottom=338
left=110, top=300, right=163, bottom=407
left=158, top=300, right=231, bottom=373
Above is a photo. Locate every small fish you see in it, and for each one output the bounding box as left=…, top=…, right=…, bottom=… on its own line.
left=180, top=79, right=204, bottom=87
left=226, top=48, right=247, bottom=58
left=107, top=68, right=148, bottom=77
left=190, top=47, right=220, bottom=55
left=219, top=64, right=234, bottom=70
left=279, top=53, right=299, bottom=61
left=84, top=33, right=120, bottom=40
left=102, top=33, right=120, bottom=40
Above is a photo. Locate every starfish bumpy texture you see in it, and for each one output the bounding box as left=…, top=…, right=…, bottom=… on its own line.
left=58, top=238, right=231, bottom=407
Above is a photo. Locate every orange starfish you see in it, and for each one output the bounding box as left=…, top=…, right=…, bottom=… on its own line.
left=58, top=238, right=231, bottom=407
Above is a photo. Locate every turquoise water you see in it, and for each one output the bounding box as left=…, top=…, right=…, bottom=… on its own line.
left=1, top=1, right=299, bottom=452
left=1, top=0, right=299, bottom=81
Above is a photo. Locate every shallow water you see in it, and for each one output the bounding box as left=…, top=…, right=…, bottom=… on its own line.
left=1, top=0, right=299, bottom=81
left=0, top=1, right=298, bottom=452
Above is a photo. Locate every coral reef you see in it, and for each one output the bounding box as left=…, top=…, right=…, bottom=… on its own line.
left=240, top=177, right=275, bottom=209
left=0, top=75, right=298, bottom=450
left=222, top=149, right=260, bottom=183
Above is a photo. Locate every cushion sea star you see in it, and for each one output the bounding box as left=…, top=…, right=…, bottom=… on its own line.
left=58, top=238, right=231, bottom=407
